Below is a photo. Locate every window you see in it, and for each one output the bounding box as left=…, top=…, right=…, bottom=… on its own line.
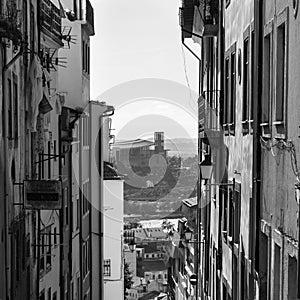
left=13, top=73, right=18, bottom=140
left=77, top=275, right=81, bottom=299
left=274, top=244, right=281, bottom=299
left=82, top=41, right=85, bottom=71
left=223, top=58, right=229, bottom=127
left=242, top=38, right=249, bottom=125
left=39, top=290, right=45, bottom=300
left=82, top=181, right=90, bottom=216
left=40, top=226, right=52, bottom=276
left=222, top=188, right=228, bottom=234
left=233, top=183, right=241, bottom=244
left=250, top=30, right=255, bottom=125
left=52, top=292, right=57, bottom=300
left=47, top=288, right=51, bottom=300
left=77, top=197, right=80, bottom=229
left=262, top=33, right=272, bottom=124
left=82, top=115, right=90, bottom=147
left=30, top=4, right=34, bottom=56
left=230, top=50, right=236, bottom=130
left=275, top=23, right=285, bottom=122
left=103, top=259, right=111, bottom=276
left=83, top=239, right=90, bottom=277
left=228, top=189, right=234, bottom=240
left=8, top=78, right=12, bottom=139
left=53, top=227, right=57, bottom=246
left=223, top=43, right=236, bottom=134
left=82, top=41, right=90, bottom=75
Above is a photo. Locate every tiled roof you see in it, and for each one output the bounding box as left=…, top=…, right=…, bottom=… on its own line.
left=143, top=260, right=167, bottom=272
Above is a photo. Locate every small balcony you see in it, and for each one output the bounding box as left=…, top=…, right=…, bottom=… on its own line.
left=199, top=90, right=223, bottom=143
left=179, top=0, right=195, bottom=39
left=0, top=2, right=22, bottom=46
left=83, top=0, right=95, bottom=36
left=40, top=0, right=62, bottom=42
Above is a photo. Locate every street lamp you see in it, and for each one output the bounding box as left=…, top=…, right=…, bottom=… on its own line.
left=184, top=227, right=193, bottom=242
left=199, top=154, right=213, bottom=182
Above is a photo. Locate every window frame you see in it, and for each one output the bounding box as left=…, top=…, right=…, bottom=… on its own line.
left=103, top=259, right=111, bottom=277
left=261, top=20, right=273, bottom=137
left=223, top=43, right=237, bottom=135
left=242, top=26, right=251, bottom=134
left=273, top=7, right=288, bottom=139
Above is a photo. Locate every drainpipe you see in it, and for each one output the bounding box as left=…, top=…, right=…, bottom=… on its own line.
left=253, top=0, right=263, bottom=294
left=99, top=105, right=114, bottom=300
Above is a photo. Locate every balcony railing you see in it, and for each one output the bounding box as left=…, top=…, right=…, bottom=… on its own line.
left=179, top=0, right=195, bottom=38
left=0, top=1, right=22, bottom=46
left=40, top=0, right=62, bottom=41
left=199, top=90, right=221, bottom=133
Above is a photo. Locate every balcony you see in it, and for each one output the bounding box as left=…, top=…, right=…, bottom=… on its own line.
left=179, top=0, right=195, bottom=39
left=40, top=0, right=62, bottom=42
left=199, top=90, right=223, bottom=144
left=0, top=2, right=22, bottom=46
left=83, top=0, right=95, bottom=36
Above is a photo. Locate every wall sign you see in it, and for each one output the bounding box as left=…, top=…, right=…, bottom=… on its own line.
left=24, top=180, right=62, bottom=210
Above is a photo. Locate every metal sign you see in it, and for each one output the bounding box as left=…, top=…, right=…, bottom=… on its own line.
left=24, top=180, right=62, bottom=210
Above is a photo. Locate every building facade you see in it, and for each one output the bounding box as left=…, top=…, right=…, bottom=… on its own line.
left=179, top=0, right=300, bottom=299
left=0, top=1, right=122, bottom=300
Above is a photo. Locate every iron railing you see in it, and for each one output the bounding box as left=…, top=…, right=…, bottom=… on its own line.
left=40, top=0, right=62, bottom=40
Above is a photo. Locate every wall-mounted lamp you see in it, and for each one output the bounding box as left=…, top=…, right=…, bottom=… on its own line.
left=184, top=227, right=193, bottom=242
left=199, top=154, right=213, bottom=183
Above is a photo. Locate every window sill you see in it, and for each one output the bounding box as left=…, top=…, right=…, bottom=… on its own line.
left=260, top=122, right=271, bottom=138
left=222, top=124, right=229, bottom=136
left=228, top=123, right=235, bottom=135
left=273, top=121, right=284, bottom=126
left=273, top=121, right=286, bottom=139
left=242, top=120, right=249, bottom=135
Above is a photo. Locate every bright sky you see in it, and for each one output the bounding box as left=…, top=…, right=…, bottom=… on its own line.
left=90, top=0, right=200, bottom=139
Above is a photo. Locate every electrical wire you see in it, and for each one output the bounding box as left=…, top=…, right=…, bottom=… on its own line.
left=260, top=136, right=300, bottom=181
left=181, top=44, right=197, bottom=116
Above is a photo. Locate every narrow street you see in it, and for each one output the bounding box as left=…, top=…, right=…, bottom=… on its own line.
left=0, top=0, right=300, bottom=299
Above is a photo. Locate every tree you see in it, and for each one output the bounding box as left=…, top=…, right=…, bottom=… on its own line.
left=124, top=262, right=133, bottom=299
left=161, top=219, right=175, bottom=237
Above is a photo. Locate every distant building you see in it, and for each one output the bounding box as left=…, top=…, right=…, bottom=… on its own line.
left=103, top=161, right=124, bottom=300
left=112, top=132, right=169, bottom=175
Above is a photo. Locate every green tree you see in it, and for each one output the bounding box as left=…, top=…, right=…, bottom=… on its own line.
left=124, top=262, right=133, bottom=299
left=161, top=219, right=175, bottom=237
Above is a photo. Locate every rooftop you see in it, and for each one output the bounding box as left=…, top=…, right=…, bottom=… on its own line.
left=143, top=260, right=167, bottom=272
left=182, top=197, right=197, bottom=207
left=113, top=139, right=154, bottom=149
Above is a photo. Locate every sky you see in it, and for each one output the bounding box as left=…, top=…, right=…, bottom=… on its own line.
left=90, top=0, right=200, bottom=140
